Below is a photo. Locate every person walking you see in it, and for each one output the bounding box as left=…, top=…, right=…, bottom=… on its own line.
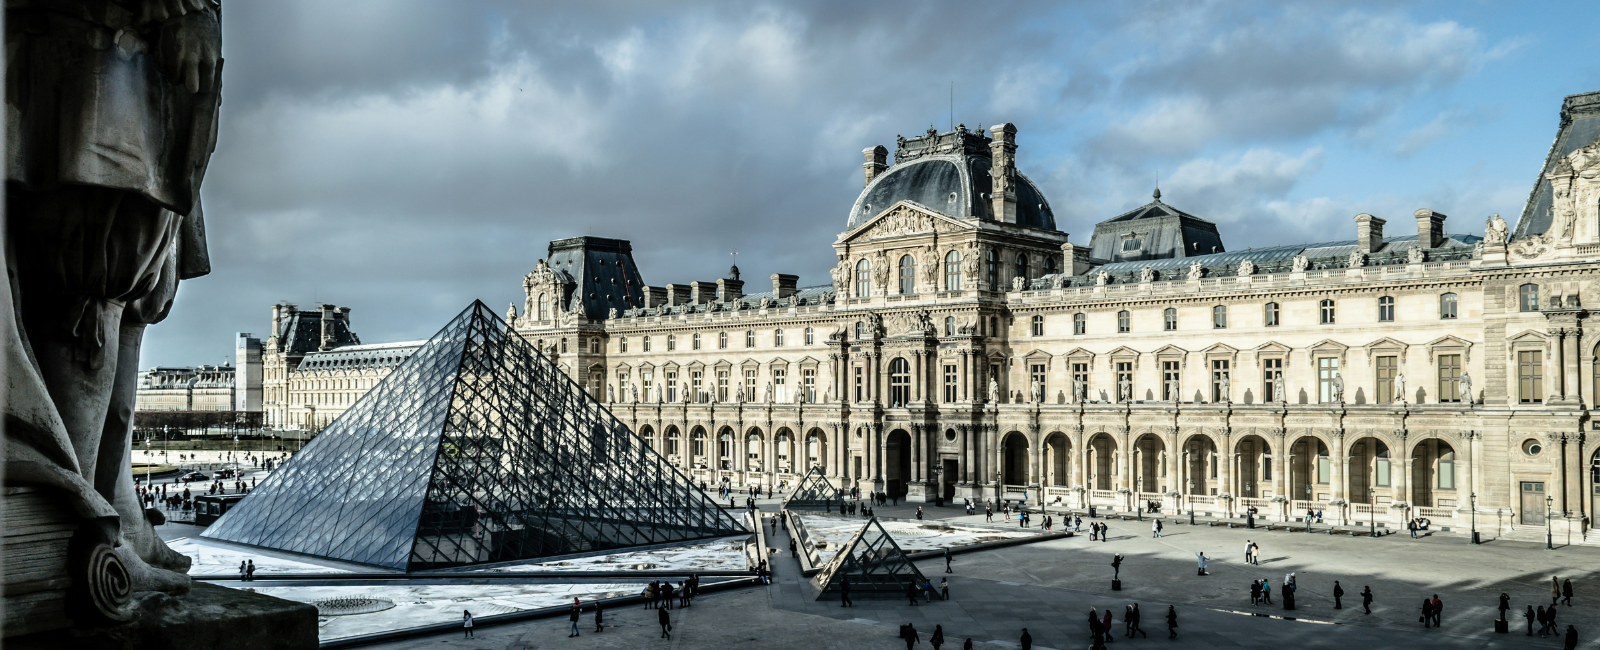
left=238, top=560, right=247, bottom=581
left=568, top=598, right=582, bottom=637
left=1333, top=581, right=1344, bottom=609
left=1166, top=605, right=1178, bottom=640
left=930, top=624, right=945, bottom=650
left=1152, top=519, right=1162, bottom=538
left=1420, top=598, right=1433, bottom=628
left=1130, top=603, right=1147, bottom=638
left=1525, top=605, right=1537, bottom=636
left=917, top=507, right=924, bottom=521
left=462, top=610, right=474, bottom=639
left=1195, top=551, right=1208, bottom=576
left=246, top=560, right=256, bottom=581
left=840, top=576, right=853, bottom=607
left=1562, top=578, right=1573, bottom=606
left=1075, top=514, right=1083, bottom=532
left=1102, top=610, right=1115, bottom=643
left=1243, top=540, right=1253, bottom=564
left=963, top=639, right=974, bottom=650
left=1553, top=576, right=1562, bottom=606
left=1261, top=579, right=1272, bottom=605
left=593, top=602, right=604, bottom=633
left=1124, top=605, right=1135, bottom=637
left=1537, top=606, right=1550, bottom=637
left=658, top=606, right=672, bottom=639
left=940, top=578, right=948, bottom=601
left=1564, top=625, right=1578, bottom=650
left=945, top=547, right=953, bottom=573
left=908, top=581, right=920, bottom=606
left=1250, top=580, right=1262, bottom=606
left=900, top=623, right=921, bottom=650
left=1361, top=586, right=1373, bottom=614
left=1019, top=628, right=1032, bottom=650
left=1431, top=594, right=1443, bottom=626
left=1546, top=605, right=1559, bottom=637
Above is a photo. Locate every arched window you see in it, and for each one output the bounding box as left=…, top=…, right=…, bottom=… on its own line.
left=986, top=249, right=999, bottom=289
left=745, top=330, right=755, bottom=348
left=1519, top=284, right=1539, bottom=312
left=1163, top=308, right=1178, bottom=331
left=719, top=331, right=728, bottom=349
left=666, top=334, right=676, bottom=351
left=1319, top=299, right=1336, bottom=324
left=944, top=250, right=962, bottom=290
left=1378, top=295, right=1395, bottom=322
left=1044, top=256, right=1056, bottom=276
left=944, top=316, right=955, bottom=336
left=619, top=337, right=628, bottom=352
left=692, top=333, right=701, bottom=350
left=774, top=329, right=785, bottom=347
left=1265, top=302, right=1280, bottom=327
left=856, top=321, right=866, bottom=340
left=1031, top=315, right=1044, bottom=337
left=1213, top=305, right=1227, bottom=329
left=1073, top=313, right=1086, bottom=335
left=899, top=254, right=916, bottom=294
left=1439, top=293, right=1458, bottom=319
left=888, top=358, right=911, bottom=406
left=537, top=294, right=549, bottom=320
left=1117, top=310, right=1131, bottom=333
left=855, top=259, right=872, bottom=298
left=1015, top=253, right=1028, bottom=283
left=804, top=327, right=814, bottom=345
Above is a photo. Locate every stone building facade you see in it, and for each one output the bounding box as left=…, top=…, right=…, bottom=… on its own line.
left=135, top=365, right=239, bottom=412
left=507, top=93, right=1600, bottom=542
left=259, top=302, right=421, bottom=430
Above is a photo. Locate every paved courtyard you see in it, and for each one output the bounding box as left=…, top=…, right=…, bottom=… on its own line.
left=360, top=503, right=1596, bottom=649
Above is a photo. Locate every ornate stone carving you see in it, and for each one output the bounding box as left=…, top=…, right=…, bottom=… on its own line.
left=920, top=246, right=939, bottom=285
left=1012, top=275, right=1026, bottom=292
left=884, top=309, right=934, bottom=336
left=1187, top=261, right=1203, bottom=281
left=872, top=251, right=890, bottom=289
left=1095, top=270, right=1109, bottom=286
left=830, top=258, right=851, bottom=294
left=1510, top=234, right=1552, bottom=261
left=1292, top=254, right=1309, bottom=272
left=1483, top=213, right=1509, bottom=245
left=1237, top=260, right=1254, bottom=277
left=1407, top=246, right=1425, bottom=263
left=1348, top=250, right=1365, bottom=268
left=1140, top=266, right=1154, bottom=283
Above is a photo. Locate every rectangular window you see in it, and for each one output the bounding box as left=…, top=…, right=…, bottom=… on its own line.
left=1437, top=354, right=1461, bottom=403
left=1317, top=456, right=1330, bottom=484
left=642, top=371, right=654, bottom=401
left=1262, top=358, right=1283, bottom=402
left=1375, top=355, right=1397, bottom=404
left=1072, top=362, right=1089, bottom=400
left=773, top=368, right=787, bottom=402
left=746, top=331, right=755, bottom=348
left=1162, top=360, right=1181, bottom=401
left=854, top=366, right=864, bottom=402
left=1378, top=296, right=1394, bottom=322
left=943, top=365, right=957, bottom=402
left=691, top=371, right=703, bottom=403
left=1317, top=357, right=1340, bottom=403
left=1073, top=313, right=1086, bottom=335
left=1030, top=364, right=1047, bottom=401
left=665, top=371, right=678, bottom=402
left=1376, top=457, right=1391, bottom=486
left=803, top=368, right=816, bottom=402
left=1439, top=293, right=1458, bottom=319
left=618, top=372, right=630, bottom=400
left=1265, top=302, right=1280, bottom=327
left=1118, top=311, right=1131, bottom=333
left=667, top=336, right=676, bottom=351
left=745, top=369, right=757, bottom=402
left=1210, top=359, right=1229, bottom=402
left=717, top=370, right=729, bottom=402
left=692, top=333, right=701, bottom=350
left=1438, top=460, right=1455, bottom=490
left=1518, top=350, right=1542, bottom=403
left=775, top=329, right=785, bottom=347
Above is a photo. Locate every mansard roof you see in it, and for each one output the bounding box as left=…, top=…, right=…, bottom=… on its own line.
left=1088, top=189, right=1225, bottom=263
left=546, top=237, right=648, bottom=320
left=1514, top=90, right=1600, bottom=240
left=847, top=126, right=1056, bottom=232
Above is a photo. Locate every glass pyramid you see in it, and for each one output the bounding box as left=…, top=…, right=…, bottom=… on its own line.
left=203, top=301, right=748, bottom=571
left=782, top=466, right=842, bottom=512
left=812, top=517, right=927, bottom=600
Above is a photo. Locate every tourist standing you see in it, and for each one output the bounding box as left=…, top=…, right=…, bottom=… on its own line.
left=1152, top=519, right=1161, bottom=538
left=1525, top=606, right=1536, bottom=636
left=1195, top=551, right=1208, bottom=576
left=1362, top=586, right=1373, bottom=614
left=246, top=560, right=255, bottom=581
left=1563, top=578, right=1573, bottom=606
left=1334, top=581, right=1344, bottom=609
left=593, top=602, right=604, bottom=633
left=907, top=581, right=920, bottom=606
left=1261, top=579, right=1271, bottom=604
left=568, top=598, right=581, bottom=637
left=840, top=576, right=853, bottom=607
left=1250, top=580, right=1261, bottom=606
left=1553, top=576, right=1562, bottom=606
left=1420, top=598, right=1433, bottom=628
left=940, top=578, right=949, bottom=601
left=462, top=610, right=474, bottom=639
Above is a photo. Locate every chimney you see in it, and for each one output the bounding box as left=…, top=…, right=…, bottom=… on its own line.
left=643, top=286, right=668, bottom=308
left=1414, top=208, right=1446, bottom=248
left=664, top=284, right=691, bottom=306
left=269, top=304, right=283, bottom=345
left=689, top=281, right=717, bottom=304
left=989, top=123, right=1018, bottom=223
left=1354, top=213, right=1386, bottom=254
left=339, top=306, right=351, bottom=332
left=863, top=146, right=888, bottom=186
left=772, top=273, right=799, bottom=299
left=318, top=304, right=334, bottom=351
left=717, top=277, right=744, bottom=302
left=1062, top=242, right=1093, bottom=276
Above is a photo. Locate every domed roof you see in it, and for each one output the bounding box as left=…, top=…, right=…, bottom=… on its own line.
left=846, top=127, right=1057, bottom=232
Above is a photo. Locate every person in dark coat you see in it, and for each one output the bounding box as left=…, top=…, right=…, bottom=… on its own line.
left=1165, top=606, right=1178, bottom=640
left=1361, top=586, right=1373, bottom=614
left=1250, top=580, right=1262, bottom=606
left=1498, top=593, right=1510, bottom=620
left=1111, top=554, right=1123, bottom=580
left=593, top=602, right=604, bottom=632
left=1019, top=628, right=1032, bottom=650
left=568, top=599, right=582, bottom=637
left=1525, top=606, right=1537, bottom=636
left=908, top=581, right=920, bottom=606
left=1564, top=625, right=1579, bottom=650
left=658, top=607, right=672, bottom=639
left=1421, top=598, right=1433, bottom=628
left=930, top=624, right=945, bottom=650
left=1333, top=581, right=1344, bottom=609
left=899, top=623, right=920, bottom=650
left=1562, top=578, right=1573, bottom=606
left=1431, top=594, right=1443, bottom=626
left=945, top=547, right=953, bottom=573
left=840, top=576, right=853, bottom=607
left=1130, top=603, right=1146, bottom=638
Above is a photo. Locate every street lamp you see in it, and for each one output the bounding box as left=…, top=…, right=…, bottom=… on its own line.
left=1187, top=480, right=1195, bottom=525
left=1368, top=488, right=1376, bottom=537
left=1545, top=495, right=1554, bottom=550
left=1135, top=475, right=1143, bottom=521
left=1305, top=484, right=1312, bottom=533
left=1470, top=492, right=1478, bottom=544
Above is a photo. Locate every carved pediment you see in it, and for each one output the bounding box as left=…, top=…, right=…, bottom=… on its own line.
left=1153, top=344, right=1189, bottom=357
left=841, top=201, right=969, bottom=243
left=1507, top=329, right=1546, bottom=344
left=1201, top=343, right=1239, bottom=358
left=1363, top=337, right=1409, bottom=363
left=1253, top=341, right=1291, bottom=355
left=1425, top=335, right=1473, bottom=363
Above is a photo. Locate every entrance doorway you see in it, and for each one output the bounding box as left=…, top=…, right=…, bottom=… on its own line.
left=1520, top=481, right=1546, bottom=525
left=942, top=459, right=958, bottom=500
left=885, top=429, right=911, bottom=499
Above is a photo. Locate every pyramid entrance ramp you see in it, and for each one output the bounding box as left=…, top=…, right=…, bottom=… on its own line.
left=811, top=517, right=927, bottom=600
left=203, top=301, right=747, bottom=571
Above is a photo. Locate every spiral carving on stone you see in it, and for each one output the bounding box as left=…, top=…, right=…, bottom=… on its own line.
left=83, top=543, right=135, bottom=622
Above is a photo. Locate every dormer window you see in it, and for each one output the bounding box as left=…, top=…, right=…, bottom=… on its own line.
left=1120, top=232, right=1144, bottom=252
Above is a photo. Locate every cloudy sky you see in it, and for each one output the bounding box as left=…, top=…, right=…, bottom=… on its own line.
left=148, top=0, right=1598, bottom=367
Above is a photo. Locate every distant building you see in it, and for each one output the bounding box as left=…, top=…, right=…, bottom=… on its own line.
left=260, top=302, right=421, bottom=429
left=235, top=332, right=263, bottom=411
left=136, top=365, right=238, bottom=412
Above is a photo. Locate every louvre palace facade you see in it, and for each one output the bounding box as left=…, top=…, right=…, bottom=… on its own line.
left=514, top=92, right=1597, bottom=540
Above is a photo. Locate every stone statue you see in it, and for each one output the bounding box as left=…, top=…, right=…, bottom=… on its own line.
left=736, top=386, right=745, bottom=403
left=1237, top=260, right=1254, bottom=277
left=764, top=381, right=774, bottom=403
left=682, top=382, right=691, bottom=403
left=987, top=378, right=999, bottom=403
left=1118, top=375, right=1132, bottom=402
left=1187, top=261, right=1203, bottom=281
left=1140, top=266, right=1154, bottom=283
left=631, top=384, right=640, bottom=402
left=823, top=386, right=834, bottom=403
left=830, top=258, right=852, bottom=294
left=657, top=385, right=665, bottom=403
left=1012, top=275, right=1026, bottom=292
left=1407, top=246, right=1425, bottom=264
left=507, top=302, right=519, bottom=325
left=608, top=307, right=618, bottom=319
left=1096, top=270, right=1109, bottom=286
left=1348, top=250, right=1365, bottom=269
left=1272, top=372, right=1285, bottom=403
left=1219, top=373, right=1231, bottom=402
left=1073, top=376, right=1085, bottom=403
left=608, top=384, right=615, bottom=403
left=1331, top=372, right=1344, bottom=403
left=1460, top=372, right=1473, bottom=405
left=5, top=0, right=224, bottom=624
left=1292, top=255, right=1309, bottom=272
left=1393, top=373, right=1408, bottom=403
left=759, top=296, right=772, bottom=310
left=1028, top=378, right=1039, bottom=404
left=1167, top=377, right=1180, bottom=402
left=1484, top=213, right=1509, bottom=245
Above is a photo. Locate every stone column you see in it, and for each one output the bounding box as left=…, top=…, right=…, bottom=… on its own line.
left=958, top=351, right=969, bottom=401
left=873, top=423, right=884, bottom=480
left=911, top=424, right=924, bottom=482
left=1330, top=432, right=1346, bottom=505
left=913, top=352, right=924, bottom=402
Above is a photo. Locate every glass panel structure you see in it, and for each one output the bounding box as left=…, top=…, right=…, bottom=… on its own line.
left=782, top=466, right=842, bottom=512
left=204, top=301, right=747, bottom=571
left=813, top=517, right=928, bottom=600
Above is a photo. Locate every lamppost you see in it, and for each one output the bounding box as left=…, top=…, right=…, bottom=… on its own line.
left=1469, top=492, right=1478, bottom=544
left=1305, top=484, right=1313, bottom=533
left=1545, top=495, right=1554, bottom=550
left=1187, top=480, right=1195, bottom=525
left=1368, top=488, right=1376, bottom=537
left=1135, top=475, right=1143, bottom=521
left=1245, top=482, right=1253, bottom=528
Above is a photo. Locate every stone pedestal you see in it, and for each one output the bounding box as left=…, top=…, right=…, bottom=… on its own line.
left=906, top=481, right=932, bottom=503
left=8, top=583, right=317, bottom=650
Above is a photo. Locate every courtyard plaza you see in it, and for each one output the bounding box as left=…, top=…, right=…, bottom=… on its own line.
left=361, top=501, right=1593, bottom=649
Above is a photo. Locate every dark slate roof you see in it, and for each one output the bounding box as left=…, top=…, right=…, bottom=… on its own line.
left=547, top=237, right=648, bottom=319
left=1515, top=90, right=1600, bottom=239
left=276, top=307, right=359, bottom=356
left=622, top=285, right=835, bottom=318
left=1088, top=190, right=1225, bottom=262
left=847, top=127, right=1056, bottom=232
left=296, top=341, right=424, bottom=372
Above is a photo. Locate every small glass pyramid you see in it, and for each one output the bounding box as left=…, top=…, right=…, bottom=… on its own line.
left=812, top=517, right=928, bottom=600
left=782, top=466, right=842, bottom=512
left=203, top=301, right=747, bottom=571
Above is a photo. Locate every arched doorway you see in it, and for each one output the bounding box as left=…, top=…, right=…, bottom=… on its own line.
left=1132, top=433, right=1165, bottom=493
left=1290, top=436, right=1330, bottom=502
left=638, top=424, right=655, bottom=453
left=690, top=426, right=707, bottom=468
left=1347, top=437, right=1390, bottom=504
left=1182, top=434, right=1217, bottom=495
left=1044, top=432, right=1071, bottom=486
left=805, top=428, right=827, bottom=472
left=1410, top=439, right=1456, bottom=507
left=1234, top=434, right=1272, bottom=498
left=1591, top=449, right=1600, bottom=522
left=885, top=429, right=912, bottom=498
left=1002, top=432, right=1030, bottom=486
left=665, top=426, right=682, bottom=464
left=743, top=427, right=763, bottom=472
left=716, top=426, right=734, bottom=470
left=1088, top=433, right=1117, bottom=490
left=775, top=428, right=795, bottom=474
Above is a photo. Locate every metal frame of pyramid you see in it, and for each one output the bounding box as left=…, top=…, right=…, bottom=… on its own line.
left=203, top=301, right=748, bottom=571
left=811, top=517, right=927, bottom=600
left=782, top=466, right=842, bottom=512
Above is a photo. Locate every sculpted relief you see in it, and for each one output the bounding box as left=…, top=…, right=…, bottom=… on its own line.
left=1546, top=137, right=1600, bottom=247
left=859, top=204, right=958, bottom=240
